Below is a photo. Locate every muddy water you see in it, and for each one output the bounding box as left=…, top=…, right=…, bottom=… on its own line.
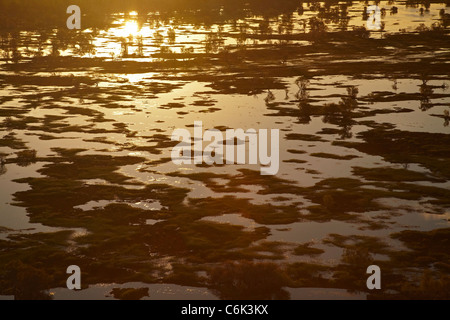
left=0, top=1, right=449, bottom=300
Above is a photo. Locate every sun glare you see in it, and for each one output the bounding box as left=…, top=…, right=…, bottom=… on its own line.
left=114, top=20, right=140, bottom=38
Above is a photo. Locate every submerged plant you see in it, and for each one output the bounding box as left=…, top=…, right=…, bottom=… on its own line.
left=264, top=89, right=275, bottom=105
left=0, top=261, right=53, bottom=300
left=309, top=17, right=327, bottom=35
left=419, top=79, right=433, bottom=111
left=208, top=261, right=290, bottom=299
left=295, top=76, right=309, bottom=101
left=0, top=155, right=6, bottom=175
left=444, top=109, right=450, bottom=127
left=15, top=149, right=37, bottom=167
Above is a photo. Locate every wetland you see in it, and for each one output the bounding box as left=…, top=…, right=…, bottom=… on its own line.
left=0, top=0, right=449, bottom=300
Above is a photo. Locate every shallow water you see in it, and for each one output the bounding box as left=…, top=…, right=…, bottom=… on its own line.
left=0, top=0, right=449, bottom=300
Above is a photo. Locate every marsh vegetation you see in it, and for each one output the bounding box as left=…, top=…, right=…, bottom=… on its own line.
left=0, top=0, right=449, bottom=300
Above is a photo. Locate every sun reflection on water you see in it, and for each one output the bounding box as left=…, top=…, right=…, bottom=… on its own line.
left=115, top=20, right=140, bottom=38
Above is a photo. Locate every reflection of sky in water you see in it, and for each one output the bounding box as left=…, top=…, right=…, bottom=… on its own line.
left=0, top=282, right=219, bottom=300
left=0, top=2, right=449, bottom=296
left=10, top=2, right=448, bottom=58
left=1, top=71, right=449, bottom=237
